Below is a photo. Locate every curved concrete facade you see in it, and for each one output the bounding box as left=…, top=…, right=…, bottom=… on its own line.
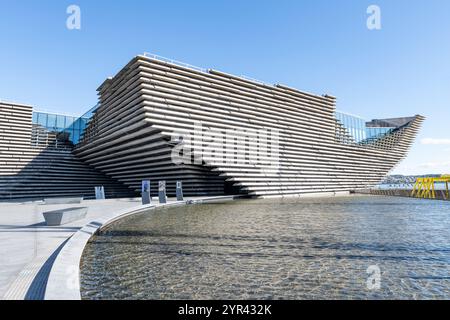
left=73, top=55, right=424, bottom=197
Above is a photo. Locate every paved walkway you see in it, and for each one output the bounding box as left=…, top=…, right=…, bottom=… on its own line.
left=0, top=198, right=143, bottom=300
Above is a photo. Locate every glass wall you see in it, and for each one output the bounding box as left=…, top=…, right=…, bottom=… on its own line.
left=335, top=111, right=395, bottom=143
left=32, top=111, right=91, bottom=145
left=335, top=112, right=367, bottom=142
left=366, top=127, right=394, bottom=140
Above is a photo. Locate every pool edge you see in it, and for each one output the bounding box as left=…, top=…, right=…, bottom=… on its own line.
left=44, top=195, right=241, bottom=300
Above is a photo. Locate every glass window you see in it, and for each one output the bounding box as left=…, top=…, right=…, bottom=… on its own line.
left=47, top=114, right=57, bottom=130
left=73, top=130, right=80, bottom=144
left=37, top=113, right=47, bottom=127
left=336, top=111, right=398, bottom=143
left=65, top=116, right=76, bottom=128
left=31, top=107, right=96, bottom=145
left=56, top=115, right=65, bottom=129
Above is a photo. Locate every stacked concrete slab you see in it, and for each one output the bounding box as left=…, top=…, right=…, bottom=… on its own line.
left=0, top=101, right=137, bottom=201
left=74, top=55, right=424, bottom=197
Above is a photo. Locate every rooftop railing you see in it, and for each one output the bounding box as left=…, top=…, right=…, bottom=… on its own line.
left=143, top=52, right=276, bottom=87
left=239, top=75, right=273, bottom=86
left=143, top=52, right=208, bottom=74
left=33, top=108, right=82, bottom=118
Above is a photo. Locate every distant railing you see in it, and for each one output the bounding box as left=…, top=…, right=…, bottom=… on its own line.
left=143, top=52, right=275, bottom=87
left=143, top=53, right=208, bottom=73
left=33, top=108, right=82, bottom=118
left=239, top=75, right=273, bottom=86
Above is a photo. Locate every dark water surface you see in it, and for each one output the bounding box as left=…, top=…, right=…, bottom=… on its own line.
left=80, top=196, right=450, bottom=300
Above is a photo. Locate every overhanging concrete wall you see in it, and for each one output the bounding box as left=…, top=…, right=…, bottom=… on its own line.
left=74, top=55, right=424, bottom=197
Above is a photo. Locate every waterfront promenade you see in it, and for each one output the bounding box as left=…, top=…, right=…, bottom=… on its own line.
left=0, top=198, right=143, bottom=300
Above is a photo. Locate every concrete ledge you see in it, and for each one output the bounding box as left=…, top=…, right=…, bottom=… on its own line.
left=44, top=198, right=83, bottom=205
left=44, top=195, right=239, bottom=300
left=42, top=207, right=88, bottom=226
left=261, top=191, right=351, bottom=199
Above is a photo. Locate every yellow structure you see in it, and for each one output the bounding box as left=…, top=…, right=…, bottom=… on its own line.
left=411, top=175, right=450, bottom=199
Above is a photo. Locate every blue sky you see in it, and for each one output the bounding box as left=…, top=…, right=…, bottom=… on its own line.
left=1, top=0, right=449, bottom=175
